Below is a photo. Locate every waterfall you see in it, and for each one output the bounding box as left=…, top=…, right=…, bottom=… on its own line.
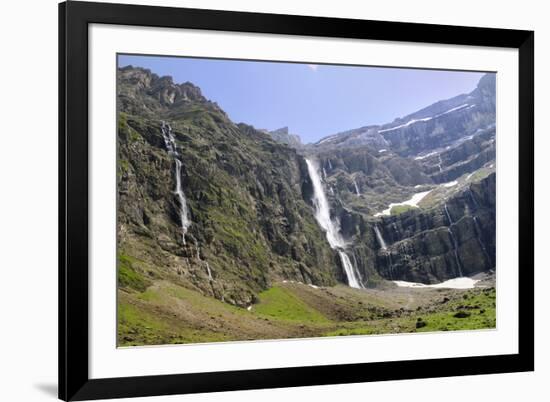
left=374, top=225, right=387, bottom=250
left=194, top=241, right=201, bottom=260
left=351, top=252, right=365, bottom=286
left=161, top=121, right=191, bottom=244
left=205, top=262, right=213, bottom=281
left=305, top=158, right=363, bottom=288
left=447, top=228, right=463, bottom=277
left=328, top=159, right=333, bottom=169
left=374, top=225, right=393, bottom=279
left=444, top=200, right=464, bottom=277
left=387, top=253, right=394, bottom=280
left=339, top=251, right=362, bottom=288
left=195, top=239, right=214, bottom=281
left=353, top=178, right=360, bottom=196
left=437, top=155, right=443, bottom=173
left=174, top=160, right=190, bottom=242
left=444, top=203, right=453, bottom=225
left=161, top=121, right=178, bottom=155
left=322, top=167, right=327, bottom=180
left=473, top=216, right=491, bottom=267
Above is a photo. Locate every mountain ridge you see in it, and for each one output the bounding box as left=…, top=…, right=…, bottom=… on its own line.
left=117, top=65, right=496, bottom=305
left=312, top=73, right=495, bottom=157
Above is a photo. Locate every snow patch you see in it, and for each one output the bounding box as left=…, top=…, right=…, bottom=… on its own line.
left=436, top=103, right=470, bottom=117
left=393, top=277, right=479, bottom=289
left=374, top=190, right=431, bottom=217
left=282, top=280, right=320, bottom=290
left=317, top=134, right=338, bottom=145
left=379, top=104, right=470, bottom=134
left=414, top=151, right=438, bottom=160
left=442, top=180, right=458, bottom=187
left=378, top=117, right=432, bottom=133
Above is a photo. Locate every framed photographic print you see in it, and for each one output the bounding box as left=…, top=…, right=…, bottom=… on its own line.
left=59, top=1, right=534, bottom=400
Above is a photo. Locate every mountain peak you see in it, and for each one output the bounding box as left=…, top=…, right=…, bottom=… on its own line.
left=269, top=127, right=302, bottom=148
left=477, top=73, right=496, bottom=90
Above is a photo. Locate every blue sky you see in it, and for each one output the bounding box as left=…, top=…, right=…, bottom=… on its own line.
left=119, top=54, right=485, bottom=144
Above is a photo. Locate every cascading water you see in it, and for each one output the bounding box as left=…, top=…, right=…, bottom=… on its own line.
left=339, top=251, right=362, bottom=288
left=374, top=225, right=387, bottom=250
left=374, top=225, right=393, bottom=279
left=351, top=252, right=365, bottom=285
left=353, top=178, right=360, bottom=196
left=194, top=240, right=214, bottom=281
left=161, top=122, right=191, bottom=244
left=444, top=203, right=453, bottom=225
left=437, top=155, right=443, bottom=173
left=387, top=253, right=394, bottom=280
left=305, top=158, right=363, bottom=288
left=443, top=201, right=463, bottom=276
left=205, top=262, right=213, bottom=281
left=473, top=216, right=491, bottom=267
left=447, top=228, right=463, bottom=277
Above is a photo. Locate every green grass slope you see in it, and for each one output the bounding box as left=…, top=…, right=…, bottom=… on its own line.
left=118, top=278, right=496, bottom=347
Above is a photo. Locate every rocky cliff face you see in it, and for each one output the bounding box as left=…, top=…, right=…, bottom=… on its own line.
left=378, top=74, right=496, bottom=157
left=304, top=171, right=495, bottom=285
left=118, top=66, right=496, bottom=302
left=370, top=174, right=495, bottom=283
left=298, top=73, right=496, bottom=285
left=117, top=67, right=339, bottom=306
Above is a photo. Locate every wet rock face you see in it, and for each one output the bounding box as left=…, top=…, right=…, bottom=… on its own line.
left=370, top=174, right=496, bottom=284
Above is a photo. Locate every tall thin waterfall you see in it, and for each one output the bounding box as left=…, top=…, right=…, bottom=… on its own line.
left=473, top=216, right=491, bottom=267
left=387, top=253, right=394, bottom=280
left=437, top=155, right=443, bottom=173
left=195, top=239, right=214, bottom=282
left=374, top=225, right=387, bottom=250
left=305, top=158, right=363, bottom=288
left=374, top=225, right=393, bottom=279
left=444, top=202, right=462, bottom=275
left=161, top=121, right=191, bottom=244
left=353, top=178, right=360, bottom=196
left=205, top=262, right=213, bottom=281
left=444, top=203, right=453, bottom=225
left=447, top=228, right=463, bottom=277
left=338, top=252, right=362, bottom=288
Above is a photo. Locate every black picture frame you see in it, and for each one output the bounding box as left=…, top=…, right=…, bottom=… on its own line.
left=59, top=1, right=534, bottom=400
